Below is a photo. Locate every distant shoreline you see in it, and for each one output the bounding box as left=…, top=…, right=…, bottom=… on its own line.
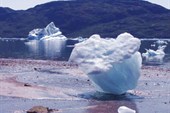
left=0, top=37, right=170, bottom=40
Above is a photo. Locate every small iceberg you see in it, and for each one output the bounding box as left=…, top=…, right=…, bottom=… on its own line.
left=142, top=40, right=167, bottom=65
left=69, top=33, right=142, bottom=95
left=118, top=106, right=136, bottom=113
left=26, top=22, right=67, bottom=59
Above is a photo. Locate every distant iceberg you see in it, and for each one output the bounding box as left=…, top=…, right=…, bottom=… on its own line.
left=69, top=33, right=142, bottom=95
left=142, top=40, right=167, bottom=64
left=26, top=22, right=67, bottom=59
left=28, top=22, right=67, bottom=40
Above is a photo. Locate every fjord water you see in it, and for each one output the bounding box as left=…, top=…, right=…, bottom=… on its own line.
left=0, top=38, right=170, bottom=66
left=0, top=38, right=72, bottom=60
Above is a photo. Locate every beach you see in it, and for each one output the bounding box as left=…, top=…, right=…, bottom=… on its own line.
left=0, top=58, right=170, bottom=113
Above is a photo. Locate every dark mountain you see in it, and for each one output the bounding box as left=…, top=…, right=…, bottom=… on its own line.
left=0, top=0, right=170, bottom=38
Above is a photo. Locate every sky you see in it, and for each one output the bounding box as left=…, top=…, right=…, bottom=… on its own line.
left=0, top=0, right=169, bottom=10
left=146, top=0, right=170, bottom=9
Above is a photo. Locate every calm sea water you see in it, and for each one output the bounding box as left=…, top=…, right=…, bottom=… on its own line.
left=0, top=38, right=170, bottom=67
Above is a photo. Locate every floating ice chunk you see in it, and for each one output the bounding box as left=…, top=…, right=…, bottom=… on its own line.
left=70, top=36, right=87, bottom=42
left=118, top=106, right=136, bottom=113
left=28, top=22, right=66, bottom=40
left=155, top=40, right=168, bottom=45
left=142, top=40, right=167, bottom=64
left=69, top=33, right=142, bottom=94
left=142, top=49, right=165, bottom=64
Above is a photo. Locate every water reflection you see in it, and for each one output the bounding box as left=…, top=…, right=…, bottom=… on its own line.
left=25, top=38, right=67, bottom=59
left=86, top=100, right=138, bottom=113
left=25, top=40, right=39, bottom=55
left=78, top=92, right=139, bottom=113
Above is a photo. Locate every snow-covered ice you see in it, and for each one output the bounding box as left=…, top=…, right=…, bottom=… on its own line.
left=118, top=106, right=136, bottom=113
left=26, top=22, right=67, bottom=58
left=69, top=33, right=142, bottom=94
left=142, top=40, right=167, bottom=64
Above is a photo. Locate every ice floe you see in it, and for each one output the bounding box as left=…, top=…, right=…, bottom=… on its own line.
left=142, top=40, right=167, bottom=64
left=118, top=106, right=136, bottom=113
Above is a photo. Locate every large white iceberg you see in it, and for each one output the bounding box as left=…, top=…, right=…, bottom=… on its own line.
left=26, top=22, right=67, bottom=58
left=28, top=22, right=66, bottom=40
left=69, top=33, right=142, bottom=95
left=142, top=40, right=167, bottom=64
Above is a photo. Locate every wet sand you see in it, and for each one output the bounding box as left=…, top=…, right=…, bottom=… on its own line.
left=0, top=58, right=170, bottom=113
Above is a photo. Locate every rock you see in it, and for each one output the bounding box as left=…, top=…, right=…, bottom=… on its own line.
left=24, top=83, right=31, bottom=87
left=27, top=106, right=56, bottom=113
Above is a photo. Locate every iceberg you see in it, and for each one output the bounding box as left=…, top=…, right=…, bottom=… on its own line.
left=28, top=28, right=44, bottom=40
left=26, top=22, right=67, bottom=59
left=142, top=40, right=167, bottom=64
left=69, top=33, right=142, bottom=95
left=142, top=49, right=165, bottom=64
left=28, top=22, right=66, bottom=40
left=118, top=106, right=136, bottom=113
left=155, top=40, right=168, bottom=45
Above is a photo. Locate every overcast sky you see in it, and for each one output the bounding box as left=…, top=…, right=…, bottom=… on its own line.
left=0, top=0, right=169, bottom=10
